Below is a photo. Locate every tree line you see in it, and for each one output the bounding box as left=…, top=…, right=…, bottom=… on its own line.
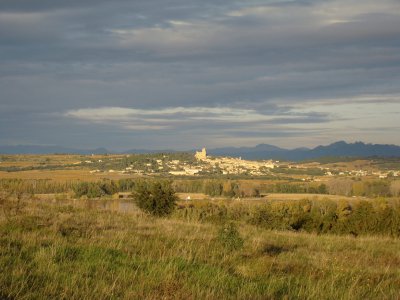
left=1, top=178, right=399, bottom=198
left=174, top=198, right=400, bottom=237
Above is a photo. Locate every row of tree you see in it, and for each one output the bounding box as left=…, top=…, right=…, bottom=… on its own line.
left=1, top=178, right=399, bottom=198
left=326, top=179, right=398, bottom=197
left=0, top=178, right=135, bottom=197
left=174, top=198, right=400, bottom=237
left=248, top=198, right=400, bottom=236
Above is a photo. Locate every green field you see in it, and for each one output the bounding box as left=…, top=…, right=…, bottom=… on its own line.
left=1, top=197, right=399, bottom=299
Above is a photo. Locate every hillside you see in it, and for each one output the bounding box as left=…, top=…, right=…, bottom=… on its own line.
left=1, top=141, right=400, bottom=161
left=207, top=141, right=400, bottom=160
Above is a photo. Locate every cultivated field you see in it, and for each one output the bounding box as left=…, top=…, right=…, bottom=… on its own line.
left=262, top=193, right=365, bottom=201
left=0, top=169, right=140, bottom=181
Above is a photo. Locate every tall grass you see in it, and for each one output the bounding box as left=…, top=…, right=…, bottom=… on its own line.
left=173, top=198, right=400, bottom=237
left=0, top=197, right=399, bottom=299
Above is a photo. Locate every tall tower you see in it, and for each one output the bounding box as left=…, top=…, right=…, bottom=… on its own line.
left=195, top=147, right=207, bottom=160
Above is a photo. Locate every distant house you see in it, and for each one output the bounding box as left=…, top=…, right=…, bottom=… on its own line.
left=169, top=171, right=187, bottom=176
left=115, top=192, right=133, bottom=199
left=184, top=168, right=201, bottom=175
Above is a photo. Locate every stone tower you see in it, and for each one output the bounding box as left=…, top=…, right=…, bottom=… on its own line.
left=195, top=147, right=207, bottom=160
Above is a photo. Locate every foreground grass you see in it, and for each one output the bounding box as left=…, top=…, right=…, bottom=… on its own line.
left=1, top=200, right=399, bottom=299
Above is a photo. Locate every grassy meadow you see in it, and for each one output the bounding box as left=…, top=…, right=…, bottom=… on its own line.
left=1, top=154, right=399, bottom=299
left=1, top=196, right=399, bottom=299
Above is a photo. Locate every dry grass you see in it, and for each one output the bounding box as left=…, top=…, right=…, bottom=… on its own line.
left=0, top=170, right=144, bottom=181
left=176, top=193, right=210, bottom=200
left=0, top=197, right=399, bottom=299
left=262, top=193, right=364, bottom=201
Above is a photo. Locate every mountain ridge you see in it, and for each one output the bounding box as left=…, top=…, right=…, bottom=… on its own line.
left=1, top=141, right=400, bottom=161
left=0, top=145, right=109, bottom=155
left=207, top=141, right=400, bottom=160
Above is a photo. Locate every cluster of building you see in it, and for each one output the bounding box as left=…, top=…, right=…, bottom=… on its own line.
left=191, top=148, right=277, bottom=175
left=85, top=148, right=399, bottom=179
left=88, top=148, right=277, bottom=176
left=324, top=169, right=399, bottom=178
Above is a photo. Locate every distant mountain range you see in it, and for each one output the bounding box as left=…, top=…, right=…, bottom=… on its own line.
left=0, top=145, right=109, bottom=155
left=206, top=141, right=400, bottom=160
left=1, top=141, right=400, bottom=161
left=0, top=145, right=175, bottom=155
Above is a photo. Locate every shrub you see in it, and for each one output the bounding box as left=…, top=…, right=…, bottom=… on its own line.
left=217, top=222, right=244, bottom=251
left=247, top=199, right=400, bottom=237
left=72, top=180, right=119, bottom=198
left=0, top=191, right=28, bottom=220
left=198, top=203, right=228, bottom=224
left=134, top=180, right=178, bottom=217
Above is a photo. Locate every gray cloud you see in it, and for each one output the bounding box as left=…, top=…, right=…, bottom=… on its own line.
left=1, top=0, right=400, bottom=149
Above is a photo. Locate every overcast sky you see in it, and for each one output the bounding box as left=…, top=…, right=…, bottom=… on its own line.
left=1, top=0, right=400, bottom=150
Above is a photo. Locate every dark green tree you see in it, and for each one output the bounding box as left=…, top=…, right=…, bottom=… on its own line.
left=217, top=222, right=244, bottom=251
left=134, top=180, right=178, bottom=216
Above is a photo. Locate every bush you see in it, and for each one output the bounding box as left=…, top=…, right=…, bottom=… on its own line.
left=72, top=180, right=119, bottom=198
left=198, top=203, right=228, bottom=224
left=134, top=180, right=178, bottom=216
left=246, top=198, right=400, bottom=237
left=217, top=222, right=244, bottom=251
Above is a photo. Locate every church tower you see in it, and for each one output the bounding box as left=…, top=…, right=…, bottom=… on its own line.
left=195, top=147, right=207, bottom=160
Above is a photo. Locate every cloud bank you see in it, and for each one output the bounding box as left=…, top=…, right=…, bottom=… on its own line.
left=1, top=0, right=400, bottom=149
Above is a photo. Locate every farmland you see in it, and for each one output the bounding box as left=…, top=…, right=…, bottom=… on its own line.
left=1, top=154, right=400, bottom=299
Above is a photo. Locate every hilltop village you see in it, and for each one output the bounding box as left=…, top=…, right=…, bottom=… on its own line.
left=168, top=148, right=276, bottom=176
left=3, top=148, right=397, bottom=180
left=98, top=148, right=278, bottom=176
left=69, top=148, right=276, bottom=177
left=64, top=148, right=400, bottom=180
left=184, top=147, right=277, bottom=175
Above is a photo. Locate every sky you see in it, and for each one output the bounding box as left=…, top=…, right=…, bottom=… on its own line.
left=0, top=0, right=400, bottom=150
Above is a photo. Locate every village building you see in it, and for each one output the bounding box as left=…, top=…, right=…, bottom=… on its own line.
left=195, top=148, right=207, bottom=160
